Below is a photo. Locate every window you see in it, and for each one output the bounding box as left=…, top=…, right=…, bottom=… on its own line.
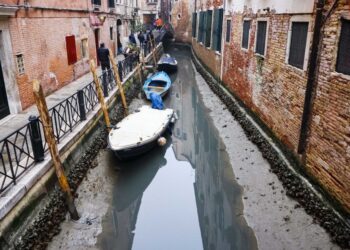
left=91, top=0, right=101, bottom=6
left=242, top=20, right=251, bottom=49
left=66, top=35, right=77, bottom=65
left=108, top=0, right=115, bottom=8
left=16, top=54, right=25, bottom=74
left=226, top=19, right=231, bottom=43
left=288, top=22, right=309, bottom=69
left=205, top=10, right=213, bottom=47
left=146, top=0, right=157, bottom=4
left=198, top=11, right=205, bottom=43
left=81, top=39, right=88, bottom=59
left=212, top=8, right=224, bottom=52
left=192, top=12, right=197, bottom=38
left=336, top=19, right=350, bottom=75
left=255, top=21, right=267, bottom=56
left=110, top=26, right=113, bottom=40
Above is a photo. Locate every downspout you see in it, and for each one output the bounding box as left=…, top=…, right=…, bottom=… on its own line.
left=297, top=0, right=338, bottom=154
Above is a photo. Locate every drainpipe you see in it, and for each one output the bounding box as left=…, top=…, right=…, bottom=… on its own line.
left=297, top=0, right=336, bottom=154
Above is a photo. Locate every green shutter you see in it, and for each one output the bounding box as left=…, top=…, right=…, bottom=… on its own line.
left=217, top=9, right=224, bottom=52
left=212, top=9, right=219, bottom=50
left=205, top=10, right=213, bottom=47
left=192, top=13, right=197, bottom=38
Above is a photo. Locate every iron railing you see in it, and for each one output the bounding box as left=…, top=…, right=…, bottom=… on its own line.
left=0, top=55, right=141, bottom=194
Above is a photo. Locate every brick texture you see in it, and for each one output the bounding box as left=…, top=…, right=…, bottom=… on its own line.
left=6, top=3, right=116, bottom=109
left=187, top=0, right=350, bottom=211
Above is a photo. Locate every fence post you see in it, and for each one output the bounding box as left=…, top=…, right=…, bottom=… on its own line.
left=102, top=71, right=109, bottom=97
left=77, top=89, right=86, bottom=121
left=89, top=60, right=111, bottom=131
left=32, top=80, right=79, bottom=220
left=109, top=49, right=128, bottom=116
left=28, top=115, right=45, bottom=162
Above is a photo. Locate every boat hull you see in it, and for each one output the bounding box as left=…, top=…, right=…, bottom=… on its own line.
left=157, top=63, right=177, bottom=73
left=112, top=139, right=158, bottom=160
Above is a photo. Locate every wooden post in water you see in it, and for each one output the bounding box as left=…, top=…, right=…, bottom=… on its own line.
left=32, top=80, right=79, bottom=221
left=89, top=60, right=111, bottom=130
left=109, top=49, right=128, bottom=116
left=150, top=38, right=157, bottom=69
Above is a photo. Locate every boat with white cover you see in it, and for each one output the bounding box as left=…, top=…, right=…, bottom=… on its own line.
left=108, top=106, right=174, bottom=160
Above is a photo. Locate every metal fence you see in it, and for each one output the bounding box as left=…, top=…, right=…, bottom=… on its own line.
left=0, top=54, right=142, bottom=194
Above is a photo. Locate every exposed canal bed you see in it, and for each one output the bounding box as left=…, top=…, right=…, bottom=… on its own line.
left=48, top=45, right=342, bottom=250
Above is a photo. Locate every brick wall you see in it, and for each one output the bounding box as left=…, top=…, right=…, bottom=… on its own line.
left=178, top=0, right=350, bottom=211
left=171, top=0, right=192, bottom=43
left=305, top=1, right=350, bottom=211
left=8, top=8, right=116, bottom=109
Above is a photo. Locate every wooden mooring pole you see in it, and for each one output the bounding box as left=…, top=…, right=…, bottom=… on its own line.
left=109, top=49, right=128, bottom=116
left=32, top=80, right=79, bottom=220
left=150, top=38, right=157, bottom=69
left=89, top=60, right=111, bottom=130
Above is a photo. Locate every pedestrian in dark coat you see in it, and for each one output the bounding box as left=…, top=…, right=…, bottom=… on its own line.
left=97, top=43, right=111, bottom=97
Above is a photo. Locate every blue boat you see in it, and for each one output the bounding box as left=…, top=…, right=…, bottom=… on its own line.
left=143, top=71, right=172, bottom=100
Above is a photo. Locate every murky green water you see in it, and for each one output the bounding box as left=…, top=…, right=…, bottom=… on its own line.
left=97, top=45, right=257, bottom=250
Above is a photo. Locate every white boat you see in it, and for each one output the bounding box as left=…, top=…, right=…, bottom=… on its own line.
left=108, top=106, right=174, bottom=160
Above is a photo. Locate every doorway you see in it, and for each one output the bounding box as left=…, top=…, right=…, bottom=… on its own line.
left=0, top=59, right=9, bottom=119
left=94, top=28, right=100, bottom=65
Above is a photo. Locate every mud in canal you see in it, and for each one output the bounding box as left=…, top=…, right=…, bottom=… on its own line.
left=46, top=45, right=347, bottom=250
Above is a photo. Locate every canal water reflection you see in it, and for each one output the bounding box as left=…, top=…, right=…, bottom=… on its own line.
left=98, top=46, right=257, bottom=250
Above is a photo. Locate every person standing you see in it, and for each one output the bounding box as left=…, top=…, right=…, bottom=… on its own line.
left=97, top=43, right=111, bottom=97
left=117, top=33, right=123, bottom=55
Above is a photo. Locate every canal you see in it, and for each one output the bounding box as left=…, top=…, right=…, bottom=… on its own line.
left=97, top=45, right=257, bottom=250
left=48, top=45, right=338, bottom=250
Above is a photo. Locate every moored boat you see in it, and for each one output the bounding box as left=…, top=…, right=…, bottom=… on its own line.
left=157, top=54, right=178, bottom=73
left=108, top=106, right=174, bottom=160
left=143, top=71, right=172, bottom=100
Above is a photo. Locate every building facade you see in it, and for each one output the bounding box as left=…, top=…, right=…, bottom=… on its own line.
left=0, top=0, right=139, bottom=120
left=186, top=0, right=350, bottom=212
left=139, top=0, right=160, bottom=30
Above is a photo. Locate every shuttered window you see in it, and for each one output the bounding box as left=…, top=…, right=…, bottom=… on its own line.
left=92, top=0, right=101, bottom=5
left=108, top=0, right=115, bottom=8
left=336, top=19, right=350, bottom=75
left=242, top=20, right=250, bottom=49
left=192, top=12, right=197, bottom=38
left=226, top=19, right=231, bottom=43
left=255, top=21, right=267, bottom=56
left=205, top=10, right=213, bottom=47
left=66, top=35, right=77, bottom=65
left=198, top=11, right=205, bottom=43
left=212, top=8, right=224, bottom=52
left=288, top=22, right=309, bottom=69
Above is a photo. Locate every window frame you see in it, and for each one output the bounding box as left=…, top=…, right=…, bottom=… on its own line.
left=335, top=17, right=350, bottom=75
left=241, top=18, right=251, bottom=51
left=254, top=18, right=269, bottom=57
left=285, top=15, right=312, bottom=71
left=225, top=19, right=232, bottom=43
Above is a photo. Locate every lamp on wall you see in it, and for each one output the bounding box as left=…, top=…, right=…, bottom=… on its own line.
left=98, top=14, right=107, bottom=24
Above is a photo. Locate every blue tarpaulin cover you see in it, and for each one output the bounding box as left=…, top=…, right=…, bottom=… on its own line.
left=150, top=93, right=164, bottom=110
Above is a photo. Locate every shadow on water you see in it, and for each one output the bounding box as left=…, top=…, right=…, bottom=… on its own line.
left=98, top=44, right=258, bottom=250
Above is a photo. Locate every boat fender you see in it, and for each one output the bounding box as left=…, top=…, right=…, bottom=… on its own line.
left=158, top=137, right=167, bottom=146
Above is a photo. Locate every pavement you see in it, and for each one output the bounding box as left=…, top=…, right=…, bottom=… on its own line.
left=0, top=55, right=123, bottom=140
